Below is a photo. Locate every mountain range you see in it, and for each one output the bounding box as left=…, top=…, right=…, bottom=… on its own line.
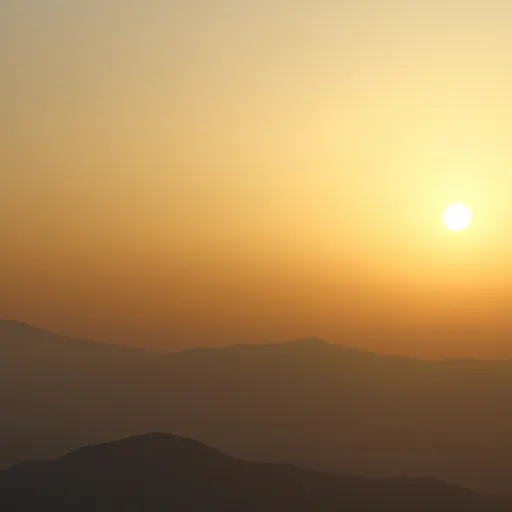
left=0, top=433, right=507, bottom=511
left=2, top=320, right=512, bottom=492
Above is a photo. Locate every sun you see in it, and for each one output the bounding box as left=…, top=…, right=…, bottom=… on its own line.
left=443, top=202, right=473, bottom=231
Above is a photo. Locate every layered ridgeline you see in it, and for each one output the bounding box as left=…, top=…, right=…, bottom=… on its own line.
left=2, top=320, right=512, bottom=492
left=0, top=433, right=506, bottom=511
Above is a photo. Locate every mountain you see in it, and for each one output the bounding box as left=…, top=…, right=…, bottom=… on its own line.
left=3, top=321, right=512, bottom=493
left=0, top=433, right=506, bottom=511
left=0, top=320, right=161, bottom=363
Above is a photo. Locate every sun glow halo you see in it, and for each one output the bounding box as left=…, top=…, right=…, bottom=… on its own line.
left=443, top=203, right=473, bottom=231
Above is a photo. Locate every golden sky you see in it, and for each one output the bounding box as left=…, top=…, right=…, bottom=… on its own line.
left=3, top=1, right=512, bottom=357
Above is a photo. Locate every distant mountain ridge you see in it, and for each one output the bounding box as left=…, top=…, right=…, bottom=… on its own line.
left=3, top=320, right=512, bottom=492
left=0, top=433, right=506, bottom=511
left=0, top=320, right=161, bottom=358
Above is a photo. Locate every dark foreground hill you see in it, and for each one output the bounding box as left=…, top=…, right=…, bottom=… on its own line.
left=0, top=433, right=506, bottom=512
left=4, top=320, right=512, bottom=492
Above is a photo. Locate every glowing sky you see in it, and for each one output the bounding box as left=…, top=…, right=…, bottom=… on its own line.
left=3, top=1, right=512, bottom=357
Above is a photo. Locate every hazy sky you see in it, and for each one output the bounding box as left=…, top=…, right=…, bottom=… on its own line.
left=3, top=1, right=512, bottom=357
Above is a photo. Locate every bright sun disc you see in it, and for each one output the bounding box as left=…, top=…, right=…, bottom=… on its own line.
left=443, top=203, right=473, bottom=231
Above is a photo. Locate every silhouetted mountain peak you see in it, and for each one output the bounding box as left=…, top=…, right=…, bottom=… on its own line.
left=0, top=320, right=47, bottom=336
left=261, top=337, right=376, bottom=358
left=58, top=432, right=235, bottom=467
left=0, top=320, right=163, bottom=367
left=171, top=337, right=377, bottom=367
